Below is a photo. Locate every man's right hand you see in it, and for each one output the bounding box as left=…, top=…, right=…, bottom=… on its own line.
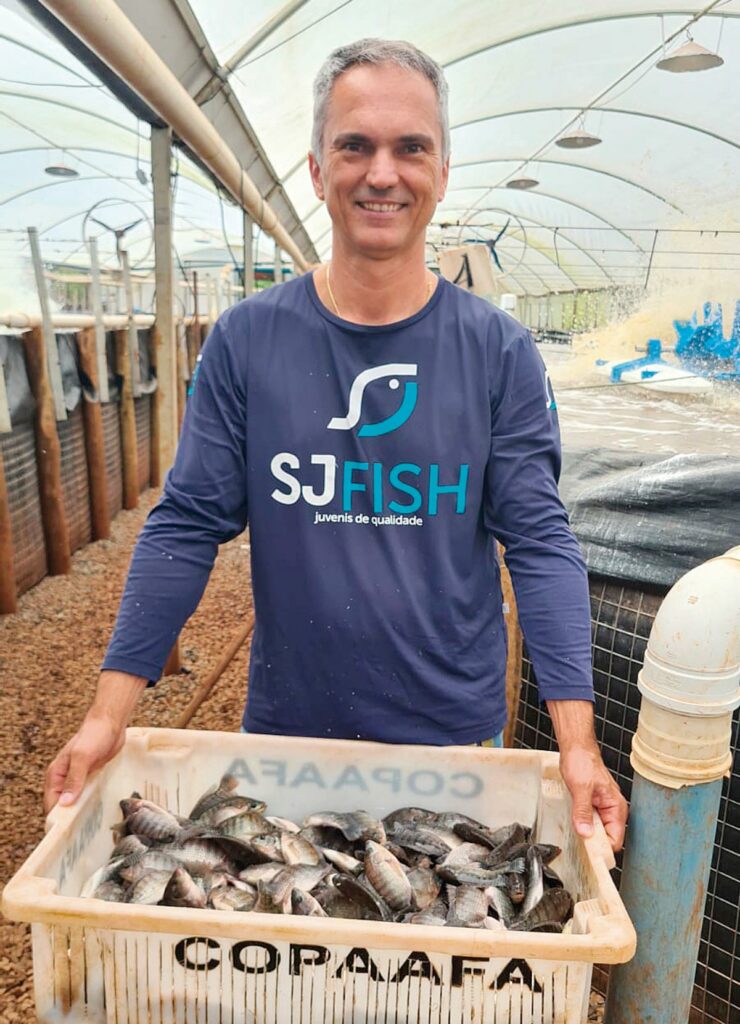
left=44, top=671, right=147, bottom=813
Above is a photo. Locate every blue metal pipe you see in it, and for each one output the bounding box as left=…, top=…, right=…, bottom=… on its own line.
left=605, top=773, right=723, bottom=1024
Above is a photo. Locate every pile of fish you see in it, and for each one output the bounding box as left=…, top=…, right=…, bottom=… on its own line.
left=81, top=774, right=574, bottom=932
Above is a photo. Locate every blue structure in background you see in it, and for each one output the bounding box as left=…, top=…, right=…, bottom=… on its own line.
left=673, top=300, right=740, bottom=381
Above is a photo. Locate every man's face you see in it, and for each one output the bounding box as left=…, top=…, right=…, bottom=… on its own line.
left=309, top=63, right=449, bottom=261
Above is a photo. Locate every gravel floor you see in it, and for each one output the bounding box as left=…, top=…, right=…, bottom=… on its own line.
left=0, top=491, right=606, bottom=1022
left=0, top=489, right=253, bottom=1021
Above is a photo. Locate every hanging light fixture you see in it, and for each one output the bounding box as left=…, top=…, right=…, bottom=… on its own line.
left=657, top=38, right=724, bottom=73
left=45, top=161, right=79, bottom=178
left=556, top=127, right=602, bottom=149
left=506, top=177, right=539, bottom=190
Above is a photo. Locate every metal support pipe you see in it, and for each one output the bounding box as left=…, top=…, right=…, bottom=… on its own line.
left=39, top=0, right=309, bottom=272
left=151, top=126, right=178, bottom=480
left=243, top=211, right=254, bottom=296
left=87, top=237, right=109, bottom=403
left=273, top=241, right=282, bottom=285
left=606, top=546, right=740, bottom=1024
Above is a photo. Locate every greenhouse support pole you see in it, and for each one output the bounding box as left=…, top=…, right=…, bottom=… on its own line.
left=606, top=547, right=740, bottom=1024
left=88, top=238, right=109, bottom=403
left=151, top=126, right=178, bottom=487
left=243, top=212, right=254, bottom=296
left=76, top=327, right=110, bottom=540
left=120, top=251, right=142, bottom=398
left=273, top=242, right=282, bottom=285
left=27, top=228, right=66, bottom=421
left=0, top=447, right=17, bottom=614
left=23, top=327, right=71, bottom=574
left=114, top=329, right=139, bottom=510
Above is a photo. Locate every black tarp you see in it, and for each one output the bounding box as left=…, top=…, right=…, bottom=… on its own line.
left=0, top=334, right=35, bottom=426
left=561, top=449, right=740, bottom=588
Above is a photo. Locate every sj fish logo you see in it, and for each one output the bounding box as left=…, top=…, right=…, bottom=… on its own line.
left=327, top=364, right=418, bottom=437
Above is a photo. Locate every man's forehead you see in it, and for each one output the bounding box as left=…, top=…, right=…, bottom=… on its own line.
left=324, top=63, right=442, bottom=135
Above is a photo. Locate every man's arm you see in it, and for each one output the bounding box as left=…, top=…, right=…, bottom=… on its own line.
left=483, top=325, right=626, bottom=850
left=547, top=699, right=627, bottom=851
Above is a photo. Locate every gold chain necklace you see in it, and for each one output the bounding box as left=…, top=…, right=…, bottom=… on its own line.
left=325, top=263, right=434, bottom=320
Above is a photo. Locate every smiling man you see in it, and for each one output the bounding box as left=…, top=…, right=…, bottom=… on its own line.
left=45, top=39, right=627, bottom=851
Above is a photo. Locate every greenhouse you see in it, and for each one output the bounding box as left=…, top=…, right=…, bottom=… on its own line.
left=0, top=2, right=738, bottom=1023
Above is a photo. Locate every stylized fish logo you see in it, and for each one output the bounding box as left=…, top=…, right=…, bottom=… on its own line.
left=544, top=370, right=557, bottom=411
left=327, top=363, right=418, bottom=437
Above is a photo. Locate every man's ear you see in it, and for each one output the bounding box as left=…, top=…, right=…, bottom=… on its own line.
left=308, top=151, right=325, bottom=201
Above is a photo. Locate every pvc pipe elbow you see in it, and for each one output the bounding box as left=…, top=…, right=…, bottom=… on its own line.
left=632, top=547, right=740, bottom=788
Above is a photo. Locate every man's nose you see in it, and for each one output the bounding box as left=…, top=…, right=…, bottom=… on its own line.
left=365, top=149, right=400, bottom=190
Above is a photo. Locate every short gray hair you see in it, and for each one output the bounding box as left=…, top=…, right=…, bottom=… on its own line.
left=311, top=38, right=450, bottom=163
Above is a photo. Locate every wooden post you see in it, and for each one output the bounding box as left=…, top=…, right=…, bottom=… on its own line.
left=88, top=237, right=109, bottom=402
left=185, top=323, right=200, bottom=379
left=151, top=126, right=179, bottom=489
left=500, top=549, right=523, bottom=748
left=0, top=447, right=17, bottom=613
left=23, top=326, right=71, bottom=574
left=114, top=328, right=139, bottom=510
left=0, top=358, right=11, bottom=434
left=76, top=326, right=110, bottom=540
left=120, top=250, right=142, bottom=397
left=273, top=240, right=282, bottom=285
left=27, top=227, right=66, bottom=421
left=243, top=211, right=254, bottom=296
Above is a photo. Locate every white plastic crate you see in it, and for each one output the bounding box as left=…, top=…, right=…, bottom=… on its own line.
left=3, top=728, right=635, bottom=1023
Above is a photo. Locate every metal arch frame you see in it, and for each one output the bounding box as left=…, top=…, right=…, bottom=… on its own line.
left=430, top=211, right=602, bottom=288
left=308, top=204, right=606, bottom=289
left=441, top=7, right=737, bottom=70
left=0, top=30, right=104, bottom=85
left=0, top=174, right=133, bottom=209
left=448, top=157, right=683, bottom=213
left=443, top=184, right=645, bottom=253
left=0, top=86, right=147, bottom=138
left=450, top=105, right=740, bottom=154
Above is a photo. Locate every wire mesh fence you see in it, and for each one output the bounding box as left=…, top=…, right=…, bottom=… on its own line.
left=514, top=577, right=740, bottom=1024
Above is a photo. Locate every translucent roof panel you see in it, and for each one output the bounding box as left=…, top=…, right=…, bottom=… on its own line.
left=2, top=0, right=739, bottom=299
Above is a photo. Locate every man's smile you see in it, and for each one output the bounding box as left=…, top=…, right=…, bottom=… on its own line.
left=356, top=201, right=407, bottom=213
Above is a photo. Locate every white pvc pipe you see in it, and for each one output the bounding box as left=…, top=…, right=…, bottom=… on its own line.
left=0, top=312, right=209, bottom=331
left=631, top=545, right=740, bottom=788
left=39, top=0, right=310, bottom=272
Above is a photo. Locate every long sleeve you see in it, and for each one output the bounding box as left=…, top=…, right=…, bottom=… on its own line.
left=102, top=313, right=249, bottom=682
left=483, top=327, right=593, bottom=701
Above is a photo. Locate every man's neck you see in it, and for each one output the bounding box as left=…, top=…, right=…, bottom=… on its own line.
left=314, top=248, right=434, bottom=326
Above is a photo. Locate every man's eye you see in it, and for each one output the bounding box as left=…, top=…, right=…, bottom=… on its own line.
left=404, top=143, right=424, bottom=154
left=342, top=142, right=362, bottom=152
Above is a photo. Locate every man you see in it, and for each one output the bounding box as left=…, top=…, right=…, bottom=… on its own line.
left=45, top=39, right=627, bottom=851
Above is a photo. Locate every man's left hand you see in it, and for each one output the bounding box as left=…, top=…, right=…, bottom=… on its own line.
left=558, top=743, right=628, bottom=852
left=546, top=699, right=628, bottom=853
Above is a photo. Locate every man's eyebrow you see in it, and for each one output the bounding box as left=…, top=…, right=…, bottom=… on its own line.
left=331, top=132, right=436, bottom=147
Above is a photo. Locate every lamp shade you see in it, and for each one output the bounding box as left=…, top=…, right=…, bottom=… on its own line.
left=556, top=128, right=602, bottom=149
left=506, top=177, right=539, bottom=190
left=657, top=40, right=724, bottom=73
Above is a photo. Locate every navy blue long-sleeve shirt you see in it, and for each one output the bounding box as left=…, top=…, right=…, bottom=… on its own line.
left=103, top=273, right=593, bottom=743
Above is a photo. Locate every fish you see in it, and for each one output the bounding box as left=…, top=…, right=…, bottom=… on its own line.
left=163, top=867, right=207, bottom=909
left=83, top=780, right=574, bottom=932
left=446, top=885, right=489, bottom=929
left=406, top=864, right=441, bottom=910
left=510, top=888, right=573, bottom=931
left=521, top=845, right=544, bottom=915
left=280, top=832, right=324, bottom=866
left=124, top=869, right=174, bottom=905
left=303, top=811, right=385, bottom=845
left=363, top=841, right=412, bottom=911
left=291, top=889, right=327, bottom=917
left=209, top=886, right=257, bottom=912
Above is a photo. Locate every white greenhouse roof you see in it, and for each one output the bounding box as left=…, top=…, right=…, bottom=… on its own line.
left=2, top=0, right=740, bottom=297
